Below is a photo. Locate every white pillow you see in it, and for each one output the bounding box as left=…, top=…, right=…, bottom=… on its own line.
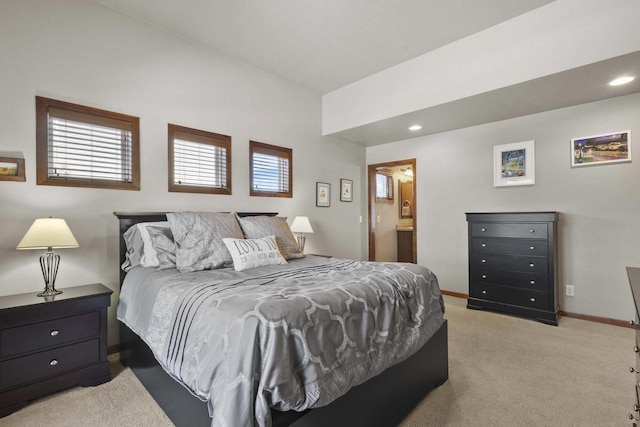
left=137, top=221, right=171, bottom=268
left=222, top=236, right=288, bottom=271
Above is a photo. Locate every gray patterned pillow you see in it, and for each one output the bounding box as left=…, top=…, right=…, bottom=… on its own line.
left=167, top=212, right=244, bottom=272
left=236, top=215, right=304, bottom=260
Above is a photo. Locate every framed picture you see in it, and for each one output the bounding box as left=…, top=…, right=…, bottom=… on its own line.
left=0, top=157, right=25, bottom=182
left=316, top=182, right=330, bottom=207
left=340, top=178, right=353, bottom=202
left=571, top=130, right=631, bottom=167
left=493, top=140, right=535, bottom=187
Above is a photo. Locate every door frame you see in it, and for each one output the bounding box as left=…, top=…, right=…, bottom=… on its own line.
left=368, top=158, right=417, bottom=262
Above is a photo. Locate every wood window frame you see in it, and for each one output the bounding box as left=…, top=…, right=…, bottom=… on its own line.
left=249, top=140, right=293, bottom=198
left=35, top=96, right=140, bottom=190
left=168, top=124, right=232, bottom=195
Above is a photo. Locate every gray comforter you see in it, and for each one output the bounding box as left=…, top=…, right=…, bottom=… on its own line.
left=117, top=256, right=444, bottom=427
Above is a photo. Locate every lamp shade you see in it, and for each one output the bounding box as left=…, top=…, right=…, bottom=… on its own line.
left=290, top=216, right=314, bottom=234
left=17, top=218, right=79, bottom=250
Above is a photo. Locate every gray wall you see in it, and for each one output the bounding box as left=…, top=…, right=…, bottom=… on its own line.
left=0, top=0, right=367, bottom=345
left=367, top=93, right=640, bottom=321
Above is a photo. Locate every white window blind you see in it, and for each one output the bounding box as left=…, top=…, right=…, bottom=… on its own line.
left=48, top=114, right=133, bottom=183
left=173, top=138, right=227, bottom=188
left=376, top=173, right=393, bottom=200
left=250, top=141, right=292, bottom=198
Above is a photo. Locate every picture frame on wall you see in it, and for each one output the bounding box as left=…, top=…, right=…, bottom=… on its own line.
left=571, top=130, right=631, bottom=167
left=340, top=178, right=353, bottom=202
left=493, top=140, right=535, bottom=187
left=316, top=182, right=331, bottom=207
left=0, top=157, right=25, bottom=182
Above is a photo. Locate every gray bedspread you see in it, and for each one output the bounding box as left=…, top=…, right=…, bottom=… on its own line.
left=117, top=256, right=444, bottom=427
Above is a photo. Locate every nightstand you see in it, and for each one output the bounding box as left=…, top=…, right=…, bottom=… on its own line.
left=0, top=283, right=113, bottom=417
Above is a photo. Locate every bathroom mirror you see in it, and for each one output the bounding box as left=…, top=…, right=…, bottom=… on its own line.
left=399, top=180, right=413, bottom=219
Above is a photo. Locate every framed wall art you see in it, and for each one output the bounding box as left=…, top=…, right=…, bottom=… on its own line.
left=0, top=157, right=25, bottom=182
left=571, top=130, right=630, bottom=167
left=340, top=178, right=353, bottom=202
left=316, top=182, right=330, bottom=207
left=493, top=140, right=535, bottom=187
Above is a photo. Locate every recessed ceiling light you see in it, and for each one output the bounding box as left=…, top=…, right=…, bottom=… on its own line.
left=408, top=125, right=422, bottom=131
left=609, top=76, right=635, bottom=86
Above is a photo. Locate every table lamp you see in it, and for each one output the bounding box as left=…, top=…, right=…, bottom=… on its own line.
left=17, top=218, right=79, bottom=297
left=290, top=216, right=313, bottom=252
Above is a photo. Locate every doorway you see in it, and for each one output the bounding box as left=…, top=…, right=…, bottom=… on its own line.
left=367, top=159, right=417, bottom=263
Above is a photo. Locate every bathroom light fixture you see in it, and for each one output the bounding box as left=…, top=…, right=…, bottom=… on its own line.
left=408, top=125, right=422, bottom=131
left=609, top=76, right=634, bottom=86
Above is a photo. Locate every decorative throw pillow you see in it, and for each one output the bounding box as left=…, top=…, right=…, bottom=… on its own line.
left=236, top=215, right=304, bottom=260
left=121, top=224, right=144, bottom=272
left=167, top=211, right=244, bottom=273
left=222, top=236, right=288, bottom=271
left=146, top=225, right=177, bottom=270
left=136, top=221, right=172, bottom=268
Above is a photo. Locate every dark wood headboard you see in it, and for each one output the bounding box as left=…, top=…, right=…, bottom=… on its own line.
left=113, top=211, right=278, bottom=288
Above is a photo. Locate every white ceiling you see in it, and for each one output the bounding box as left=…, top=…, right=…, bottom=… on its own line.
left=95, top=0, right=554, bottom=94
left=93, top=0, right=640, bottom=145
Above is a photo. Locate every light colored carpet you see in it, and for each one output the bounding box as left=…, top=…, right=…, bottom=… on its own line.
left=3, top=296, right=634, bottom=426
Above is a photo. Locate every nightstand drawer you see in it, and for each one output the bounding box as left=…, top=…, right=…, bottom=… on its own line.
left=471, top=223, right=548, bottom=239
left=0, top=338, right=100, bottom=390
left=470, top=283, right=549, bottom=311
left=471, top=253, right=549, bottom=274
left=472, top=238, right=548, bottom=257
left=0, top=311, right=99, bottom=358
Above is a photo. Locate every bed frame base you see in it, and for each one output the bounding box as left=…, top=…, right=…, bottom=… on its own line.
left=120, top=320, right=448, bottom=427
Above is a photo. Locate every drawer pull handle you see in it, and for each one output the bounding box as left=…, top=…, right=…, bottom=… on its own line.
left=481, top=274, right=487, bottom=279
left=481, top=259, right=486, bottom=263
left=529, top=229, right=535, bottom=233
left=634, top=345, right=640, bottom=353
left=630, top=367, right=636, bottom=373
left=50, top=330, right=59, bottom=337
left=632, top=320, right=637, bottom=326
left=481, top=228, right=486, bottom=232
left=529, top=263, right=535, bottom=267
left=530, top=297, right=536, bottom=302
left=481, top=290, right=487, bottom=294
left=481, top=243, right=486, bottom=247
left=50, top=359, right=58, bottom=366
left=529, top=246, right=535, bottom=250
left=635, top=404, right=640, bottom=412
left=530, top=280, right=536, bottom=285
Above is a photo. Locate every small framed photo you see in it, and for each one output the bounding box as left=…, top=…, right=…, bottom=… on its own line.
left=494, top=140, right=535, bottom=187
left=316, top=182, right=331, bottom=207
left=0, top=157, right=25, bottom=182
left=340, top=178, right=353, bottom=202
left=571, top=130, right=631, bottom=167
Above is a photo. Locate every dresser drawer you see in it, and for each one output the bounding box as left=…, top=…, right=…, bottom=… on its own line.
left=472, top=238, right=548, bottom=257
left=470, top=283, right=549, bottom=311
left=0, top=338, right=100, bottom=390
left=471, top=223, right=548, bottom=239
left=0, top=311, right=99, bottom=358
left=471, top=269, right=549, bottom=292
left=471, top=253, right=549, bottom=274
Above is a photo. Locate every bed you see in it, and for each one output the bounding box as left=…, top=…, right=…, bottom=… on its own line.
left=114, top=211, right=448, bottom=427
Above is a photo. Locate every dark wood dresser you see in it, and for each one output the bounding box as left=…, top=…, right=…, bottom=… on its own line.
left=627, top=267, right=640, bottom=424
left=466, top=212, right=559, bottom=325
left=0, top=283, right=112, bottom=417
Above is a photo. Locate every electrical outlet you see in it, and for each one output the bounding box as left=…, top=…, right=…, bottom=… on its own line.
left=565, top=285, right=575, bottom=297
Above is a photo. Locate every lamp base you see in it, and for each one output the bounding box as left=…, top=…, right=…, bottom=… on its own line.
left=296, top=234, right=306, bottom=252
left=38, top=251, right=63, bottom=297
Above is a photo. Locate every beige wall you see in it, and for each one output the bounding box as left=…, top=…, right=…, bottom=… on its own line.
left=368, top=93, right=640, bottom=321
left=0, top=0, right=366, bottom=345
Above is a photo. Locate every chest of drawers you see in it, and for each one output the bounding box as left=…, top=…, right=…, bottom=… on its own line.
left=627, top=267, right=640, bottom=424
left=0, top=283, right=112, bottom=417
left=466, top=212, right=559, bottom=325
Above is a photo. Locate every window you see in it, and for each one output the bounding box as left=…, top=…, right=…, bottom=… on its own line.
left=250, top=140, right=292, bottom=198
left=376, top=170, right=393, bottom=201
left=36, top=96, right=140, bottom=190
left=168, top=124, right=231, bottom=195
